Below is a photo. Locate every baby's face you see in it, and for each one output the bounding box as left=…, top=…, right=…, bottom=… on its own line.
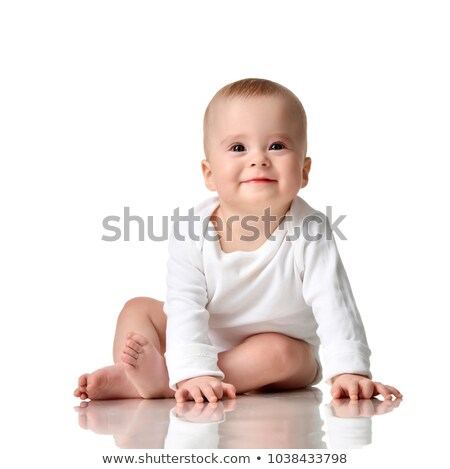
left=202, top=95, right=311, bottom=214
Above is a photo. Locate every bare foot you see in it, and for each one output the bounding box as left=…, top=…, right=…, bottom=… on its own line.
left=121, top=332, right=174, bottom=399
left=74, top=364, right=141, bottom=400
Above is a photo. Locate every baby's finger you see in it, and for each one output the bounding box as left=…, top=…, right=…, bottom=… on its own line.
left=222, top=383, right=236, bottom=399
left=175, top=387, right=197, bottom=403
left=199, top=384, right=218, bottom=403
left=347, top=381, right=360, bottom=400
left=174, top=387, right=187, bottom=403
left=385, top=385, right=403, bottom=399
left=359, top=379, right=375, bottom=399
left=208, top=380, right=224, bottom=400
left=330, top=382, right=345, bottom=399
left=189, top=386, right=205, bottom=404
left=373, top=382, right=393, bottom=400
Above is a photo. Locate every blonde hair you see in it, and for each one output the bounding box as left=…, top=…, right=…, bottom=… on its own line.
left=203, top=78, right=307, bottom=158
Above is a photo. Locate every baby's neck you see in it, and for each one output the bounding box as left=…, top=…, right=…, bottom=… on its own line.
left=210, top=202, right=291, bottom=252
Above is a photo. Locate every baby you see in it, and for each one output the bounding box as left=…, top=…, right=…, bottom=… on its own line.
left=75, top=78, right=402, bottom=404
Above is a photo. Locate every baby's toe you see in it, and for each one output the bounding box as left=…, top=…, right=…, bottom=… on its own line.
left=78, top=373, right=89, bottom=389
left=126, top=332, right=149, bottom=347
left=121, top=351, right=137, bottom=368
left=123, top=343, right=140, bottom=358
left=74, top=386, right=88, bottom=400
left=124, top=340, right=142, bottom=356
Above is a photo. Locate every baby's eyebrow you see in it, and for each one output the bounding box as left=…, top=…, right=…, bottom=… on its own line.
left=220, top=134, right=246, bottom=146
left=269, top=133, right=294, bottom=144
left=220, top=133, right=294, bottom=146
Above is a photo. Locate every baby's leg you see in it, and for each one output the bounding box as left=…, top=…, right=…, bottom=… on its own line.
left=113, top=297, right=174, bottom=399
left=74, top=297, right=174, bottom=400
left=218, top=333, right=317, bottom=394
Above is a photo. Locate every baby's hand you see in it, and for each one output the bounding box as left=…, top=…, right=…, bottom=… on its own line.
left=175, top=376, right=236, bottom=404
left=331, top=374, right=403, bottom=401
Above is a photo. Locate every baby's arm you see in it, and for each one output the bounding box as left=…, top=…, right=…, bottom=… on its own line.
left=331, top=374, right=402, bottom=400
left=300, top=215, right=372, bottom=386
left=299, top=212, right=402, bottom=399
left=164, top=218, right=230, bottom=400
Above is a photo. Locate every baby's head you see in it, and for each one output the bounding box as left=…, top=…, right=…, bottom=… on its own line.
left=201, top=78, right=311, bottom=214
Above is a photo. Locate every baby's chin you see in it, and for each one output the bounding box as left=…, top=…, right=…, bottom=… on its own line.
left=216, top=197, right=294, bottom=216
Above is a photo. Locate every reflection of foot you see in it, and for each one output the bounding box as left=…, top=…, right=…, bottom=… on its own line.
left=121, top=332, right=174, bottom=399
left=329, top=397, right=402, bottom=418
left=74, top=399, right=173, bottom=449
left=74, top=399, right=143, bottom=434
left=74, top=364, right=141, bottom=400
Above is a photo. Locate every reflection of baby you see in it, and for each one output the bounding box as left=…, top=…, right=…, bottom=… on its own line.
left=75, top=389, right=327, bottom=449
left=75, top=391, right=400, bottom=449
left=75, top=78, right=402, bottom=403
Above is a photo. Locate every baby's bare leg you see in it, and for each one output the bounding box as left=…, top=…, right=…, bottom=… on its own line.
left=74, top=297, right=173, bottom=400
left=218, top=333, right=318, bottom=394
left=113, top=297, right=174, bottom=399
left=114, top=307, right=316, bottom=398
left=75, top=300, right=315, bottom=400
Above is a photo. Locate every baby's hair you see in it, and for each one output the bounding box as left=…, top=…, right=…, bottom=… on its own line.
left=203, top=78, right=307, bottom=159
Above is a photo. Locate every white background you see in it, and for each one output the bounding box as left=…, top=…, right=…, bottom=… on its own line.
left=1, top=1, right=449, bottom=467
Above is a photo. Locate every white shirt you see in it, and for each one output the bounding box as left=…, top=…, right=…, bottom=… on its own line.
left=163, top=195, right=371, bottom=390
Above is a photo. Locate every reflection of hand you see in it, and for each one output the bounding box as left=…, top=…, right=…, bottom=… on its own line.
left=175, top=376, right=236, bottom=403
left=329, top=397, right=402, bottom=418
left=174, top=398, right=236, bottom=424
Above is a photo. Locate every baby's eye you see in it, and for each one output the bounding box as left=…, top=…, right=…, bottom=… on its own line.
left=269, top=142, right=285, bottom=151
left=231, top=144, right=246, bottom=152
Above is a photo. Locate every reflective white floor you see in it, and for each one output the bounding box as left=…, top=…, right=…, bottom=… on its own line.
left=74, top=388, right=402, bottom=449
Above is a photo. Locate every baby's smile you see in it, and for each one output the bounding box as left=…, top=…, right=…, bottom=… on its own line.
left=242, top=178, right=277, bottom=184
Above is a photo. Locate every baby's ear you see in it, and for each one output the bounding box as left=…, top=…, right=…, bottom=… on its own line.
left=301, top=157, right=312, bottom=188
left=201, top=159, right=216, bottom=192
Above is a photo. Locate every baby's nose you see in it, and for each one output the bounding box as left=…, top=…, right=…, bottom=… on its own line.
left=250, top=151, right=271, bottom=166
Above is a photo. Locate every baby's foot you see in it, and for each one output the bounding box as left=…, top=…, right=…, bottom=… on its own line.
left=74, top=364, right=141, bottom=400
left=121, top=332, right=174, bottom=399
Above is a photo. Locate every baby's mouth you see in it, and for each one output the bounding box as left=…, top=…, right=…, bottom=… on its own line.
left=243, top=178, right=276, bottom=183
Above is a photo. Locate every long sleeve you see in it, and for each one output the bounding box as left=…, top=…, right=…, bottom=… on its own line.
left=163, top=221, right=225, bottom=390
left=299, top=212, right=371, bottom=384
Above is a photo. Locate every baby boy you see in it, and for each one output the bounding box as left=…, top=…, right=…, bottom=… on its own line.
left=74, top=78, right=402, bottom=403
